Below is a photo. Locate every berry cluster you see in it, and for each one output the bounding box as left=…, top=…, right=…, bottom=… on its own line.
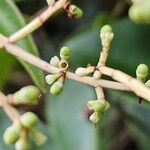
left=45, top=46, right=71, bottom=95
left=75, top=25, right=114, bottom=124
left=3, top=112, right=47, bottom=150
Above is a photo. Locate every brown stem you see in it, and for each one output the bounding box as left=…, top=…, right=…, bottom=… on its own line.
left=0, top=92, right=20, bottom=122
left=0, top=34, right=129, bottom=92
left=99, top=66, right=150, bottom=101
left=95, top=87, right=105, bottom=99
left=1, top=35, right=150, bottom=101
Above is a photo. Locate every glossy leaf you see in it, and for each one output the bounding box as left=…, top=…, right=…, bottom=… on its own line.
left=0, top=0, right=46, bottom=91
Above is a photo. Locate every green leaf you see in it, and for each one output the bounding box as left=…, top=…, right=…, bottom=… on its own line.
left=46, top=80, right=97, bottom=150
left=0, top=51, right=16, bottom=89
left=0, top=0, right=46, bottom=92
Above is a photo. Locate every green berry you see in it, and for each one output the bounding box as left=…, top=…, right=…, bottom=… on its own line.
left=60, top=46, right=71, bottom=61
left=75, top=67, right=94, bottom=77
left=100, top=25, right=114, bottom=47
left=129, top=5, right=141, bottom=23
left=15, top=138, right=30, bottom=150
left=50, top=77, right=64, bottom=95
left=100, top=25, right=112, bottom=34
left=45, top=74, right=60, bottom=85
left=145, top=80, right=150, bottom=88
left=87, top=100, right=106, bottom=112
left=3, top=125, right=20, bottom=144
left=136, top=64, right=148, bottom=81
left=94, top=100, right=106, bottom=112
left=104, top=101, right=110, bottom=110
left=68, top=5, right=83, bottom=19
left=89, top=112, right=100, bottom=124
left=129, top=2, right=150, bottom=24
left=50, top=56, right=60, bottom=67
left=20, top=112, right=39, bottom=129
left=87, top=100, right=97, bottom=110
left=31, top=129, right=47, bottom=146
left=13, top=86, right=41, bottom=105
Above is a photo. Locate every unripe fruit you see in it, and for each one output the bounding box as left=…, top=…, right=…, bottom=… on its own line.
left=50, top=56, right=60, bottom=67
left=13, top=86, right=40, bottom=105
left=45, top=74, right=60, bottom=85
left=100, top=25, right=112, bottom=34
left=75, top=67, right=94, bottom=77
left=100, top=25, right=114, bottom=47
left=60, top=46, right=71, bottom=61
left=31, top=129, right=47, bottom=145
left=129, top=2, right=150, bottom=24
left=3, top=125, right=20, bottom=144
left=87, top=100, right=97, bottom=110
left=20, top=112, right=39, bottom=129
left=68, top=5, right=83, bottom=19
left=145, top=80, right=150, bottom=88
left=50, top=77, right=64, bottom=95
left=89, top=112, right=100, bottom=124
left=104, top=101, right=110, bottom=110
left=15, top=138, right=30, bottom=150
left=94, top=100, right=106, bottom=112
left=87, top=100, right=106, bottom=112
left=136, top=64, right=148, bottom=81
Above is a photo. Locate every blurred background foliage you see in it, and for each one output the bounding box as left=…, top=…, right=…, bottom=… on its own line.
left=0, top=0, right=150, bottom=150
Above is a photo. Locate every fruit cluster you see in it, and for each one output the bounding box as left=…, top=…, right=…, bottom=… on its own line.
left=3, top=112, right=47, bottom=150
left=45, top=46, right=71, bottom=95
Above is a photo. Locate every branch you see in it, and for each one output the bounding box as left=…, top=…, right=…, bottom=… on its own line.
left=95, top=87, right=105, bottom=99
left=0, top=34, right=129, bottom=92
left=0, top=92, right=20, bottom=122
left=99, top=66, right=150, bottom=101
left=8, top=0, right=69, bottom=43
left=46, top=0, right=56, bottom=6
left=1, top=34, right=150, bottom=101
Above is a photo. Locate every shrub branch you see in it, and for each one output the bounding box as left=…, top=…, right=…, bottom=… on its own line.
left=1, top=34, right=150, bottom=101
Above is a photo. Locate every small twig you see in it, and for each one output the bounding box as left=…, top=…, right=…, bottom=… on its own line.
left=0, top=92, right=20, bottom=122
left=99, top=66, right=150, bottom=101
left=8, top=0, right=69, bottom=43
left=93, top=28, right=112, bottom=100
left=46, top=0, right=56, bottom=6
left=95, top=87, right=105, bottom=99
left=0, top=34, right=129, bottom=91
left=1, top=34, right=150, bottom=101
